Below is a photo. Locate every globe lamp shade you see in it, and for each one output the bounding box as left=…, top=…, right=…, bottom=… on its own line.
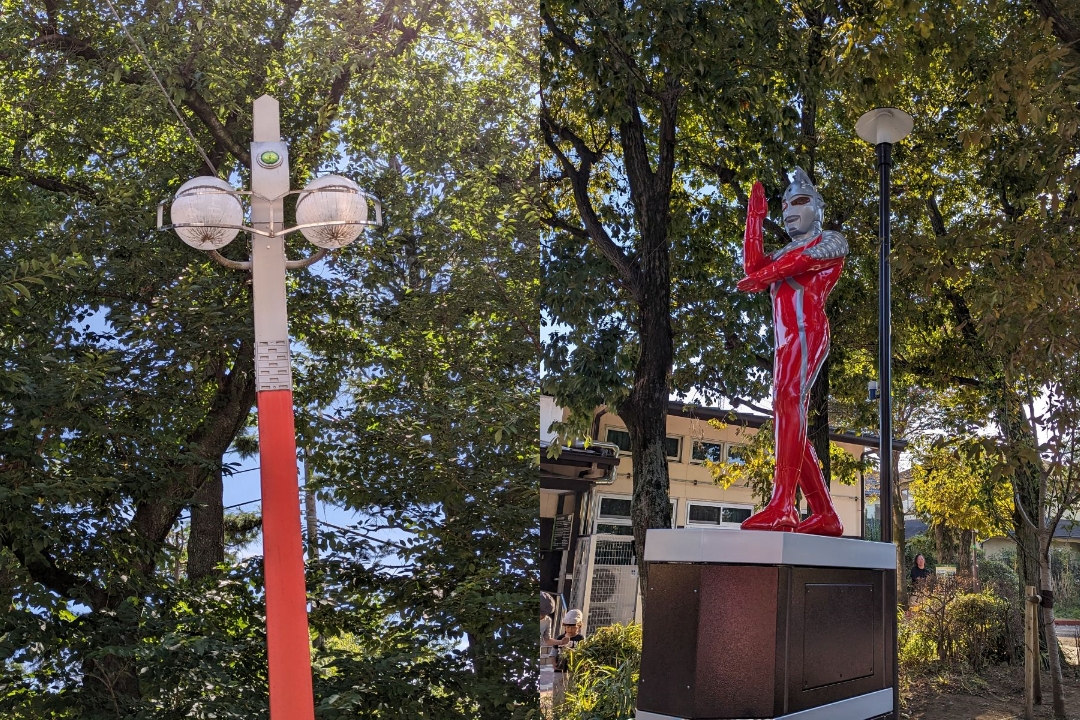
left=170, top=176, right=243, bottom=250
left=295, top=175, right=367, bottom=249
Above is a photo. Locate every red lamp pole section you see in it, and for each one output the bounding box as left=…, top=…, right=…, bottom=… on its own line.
left=249, top=95, right=316, bottom=720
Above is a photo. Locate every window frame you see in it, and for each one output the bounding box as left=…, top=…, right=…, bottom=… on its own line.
left=685, top=500, right=755, bottom=528
left=595, top=493, right=676, bottom=534
left=604, top=427, right=633, bottom=455
left=690, top=440, right=725, bottom=465
left=665, top=435, right=683, bottom=463
left=724, top=442, right=749, bottom=464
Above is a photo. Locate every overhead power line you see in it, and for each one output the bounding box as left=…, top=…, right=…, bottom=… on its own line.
left=98, top=0, right=218, bottom=174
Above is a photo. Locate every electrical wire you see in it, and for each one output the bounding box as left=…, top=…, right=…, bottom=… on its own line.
left=98, top=0, right=218, bottom=174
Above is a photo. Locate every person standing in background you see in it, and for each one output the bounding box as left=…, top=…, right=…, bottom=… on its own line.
left=910, top=554, right=932, bottom=588
left=551, top=609, right=585, bottom=709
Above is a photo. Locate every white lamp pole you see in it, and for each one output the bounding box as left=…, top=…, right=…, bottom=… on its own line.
left=160, top=94, right=381, bottom=719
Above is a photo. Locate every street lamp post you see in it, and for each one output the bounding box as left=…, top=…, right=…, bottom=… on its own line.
left=855, top=107, right=912, bottom=542
left=158, top=95, right=382, bottom=719
left=857, top=106, right=913, bottom=720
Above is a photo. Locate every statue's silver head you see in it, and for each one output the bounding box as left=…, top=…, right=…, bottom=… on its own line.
left=782, top=167, right=824, bottom=239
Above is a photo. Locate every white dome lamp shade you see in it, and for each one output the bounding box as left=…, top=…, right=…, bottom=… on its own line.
left=856, top=108, right=914, bottom=145
left=295, top=175, right=367, bottom=249
left=170, top=176, right=244, bottom=250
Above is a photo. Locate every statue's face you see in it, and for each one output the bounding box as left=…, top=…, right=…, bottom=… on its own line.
left=782, top=194, right=820, bottom=238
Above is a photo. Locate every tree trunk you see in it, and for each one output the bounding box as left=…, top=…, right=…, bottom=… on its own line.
left=304, top=447, right=319, bottom=561
left=995, top=385, right=1043, bottom=590
left=622, top=271, right=673, bottom=611
left=934, top=523, right=949, bottom=565
left=1039, top=542, right=1067, bottom=718
left=807, top=356, right=831, bottom=489
left=187, top=467, right=224, bottom=581
left=82, top=652, right=141, bottom=714
left=892, top=450, right=908, bottom=606
left=957, top=528, right=973, bottom=581
left=617, top=85, right=677, bottom=613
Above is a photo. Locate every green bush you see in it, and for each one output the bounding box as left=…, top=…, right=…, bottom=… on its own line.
left=1049, top=547, right=1080, bottom=619
left=900, top=579, right=1018, bottom=675
left=556, top=624, right=641, bottom=720
left=978, top=550, right=1019, bottom=602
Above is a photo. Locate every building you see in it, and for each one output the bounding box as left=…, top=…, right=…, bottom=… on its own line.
left=539, top=396, right=620, bottom=624
left=540, top=396, right=900, bottom=634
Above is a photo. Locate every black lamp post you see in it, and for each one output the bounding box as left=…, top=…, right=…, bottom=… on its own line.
left=856, top=107, right=913, bottom=543
left=857, top=106, right=913, bottom=720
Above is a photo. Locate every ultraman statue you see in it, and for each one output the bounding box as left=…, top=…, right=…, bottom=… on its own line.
left=736, top=168, right=846, bottom=537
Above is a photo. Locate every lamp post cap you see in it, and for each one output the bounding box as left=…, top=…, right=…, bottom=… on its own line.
left=856, top=107, right=914, bottom=145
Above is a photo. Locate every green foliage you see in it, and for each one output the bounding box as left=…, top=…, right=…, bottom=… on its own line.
left=901, top=579, right=1019, bottom=675
left=0, top=0, right=536, bottom=715
left=978, top=550, right=1021, bottom=601
left=703, top=419, right=866, bottom=509
left=910, top=441, right=1015, bottom=542
left=558, top=624, right=642, bottom=720
left=1048, top=547, right=1080, bottom=619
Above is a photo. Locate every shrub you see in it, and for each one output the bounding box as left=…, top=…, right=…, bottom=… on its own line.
left=978, top=550, right=1019, bottom=602
left=1049, top=547, right=1080, bottom=619
left=556, top=623, right=641, bottom=720
left=900, top=577, right=1019, bottom=675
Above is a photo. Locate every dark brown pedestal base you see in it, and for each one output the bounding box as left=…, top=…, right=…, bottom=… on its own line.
left=636, top=560, right=896, bottom=720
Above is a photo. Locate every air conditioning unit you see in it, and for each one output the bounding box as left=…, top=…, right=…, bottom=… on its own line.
left=586, top=564, right=637, bottom=631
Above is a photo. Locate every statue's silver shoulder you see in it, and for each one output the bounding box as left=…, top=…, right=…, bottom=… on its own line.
left=805, top=230, right=848, bottom=260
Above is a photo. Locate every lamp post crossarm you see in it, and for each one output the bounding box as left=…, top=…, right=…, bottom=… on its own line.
left=157, top=190, right=383, bottom=239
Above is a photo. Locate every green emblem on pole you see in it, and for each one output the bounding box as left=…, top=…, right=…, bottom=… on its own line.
left=258, top=150, right=282, bottom=168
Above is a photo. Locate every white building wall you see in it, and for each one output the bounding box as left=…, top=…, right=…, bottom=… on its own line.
left=540, top=395, right=564, bottom=444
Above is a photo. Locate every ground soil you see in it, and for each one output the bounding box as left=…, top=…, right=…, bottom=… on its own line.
left=903, top=629, right=1080, bottom=720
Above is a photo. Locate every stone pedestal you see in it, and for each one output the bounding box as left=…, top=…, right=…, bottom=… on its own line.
left=636, top=529, right=896, bottom=720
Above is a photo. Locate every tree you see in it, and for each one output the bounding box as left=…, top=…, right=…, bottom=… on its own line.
left=539, top=0, right=874, bottom=604
left=910, top=441, right=1015, bottom=577
left=0, top=0, right=536, bottom=715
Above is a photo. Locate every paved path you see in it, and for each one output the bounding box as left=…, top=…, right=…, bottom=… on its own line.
left=539, top=664, right=554, bottom=692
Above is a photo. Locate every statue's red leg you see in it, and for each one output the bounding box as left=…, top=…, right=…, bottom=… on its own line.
left=795, top=440, right=844, bottom=536
left=742, top=323, right=802, bottom=532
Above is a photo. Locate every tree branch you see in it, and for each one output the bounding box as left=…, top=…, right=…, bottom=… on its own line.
left=540, top=12, right=581, bottom=54
left=7, top=542, right=109, bottom=608
left=131, top=338, right=257, bottom=561
left=540, top=107, right=643, bottom=301
left=926, top=195, right=984, bottom=353
left=181, top=88, right=251, bottom=167
left=0, top=165, right=95, bottom=197
left=1032, top=0, right=1080, bottom=49
left=1014, top=491, right=1041, bottom=533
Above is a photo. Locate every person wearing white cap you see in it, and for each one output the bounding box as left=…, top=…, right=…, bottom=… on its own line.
left=551, top=608, right=585, bottom=709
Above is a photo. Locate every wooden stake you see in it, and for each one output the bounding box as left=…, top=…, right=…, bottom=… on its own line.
left=1025, top=586, right=1038, bottom=720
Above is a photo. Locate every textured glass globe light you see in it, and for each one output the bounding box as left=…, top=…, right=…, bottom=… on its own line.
left=295, top=175, right=367, bottom=249
left=170, top=176, right=243, bottom=249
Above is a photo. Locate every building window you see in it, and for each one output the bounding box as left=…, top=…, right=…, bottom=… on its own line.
left=686, top=501, right=754, bottom=527
left=604, top=429, right=682, bottom=462
left=599, top=496, right=632, bottom=519
left=691, top=441, right=724, bottom=464
left=725, top=443, right=749, bottom=464
left=606, top=428, right=632, bottom=453
left=595, top=494, right=676, bottom=533
left=595, top=523, right=635, bottom=536
left=665, top=436, right=682, bottom=462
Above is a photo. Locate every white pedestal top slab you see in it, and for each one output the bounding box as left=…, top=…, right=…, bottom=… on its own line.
left=643, top=528, right=896, bottom=570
